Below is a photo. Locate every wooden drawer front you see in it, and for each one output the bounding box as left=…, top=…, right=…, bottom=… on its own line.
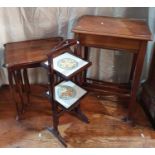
left=78, top=34, right=140, bottom=53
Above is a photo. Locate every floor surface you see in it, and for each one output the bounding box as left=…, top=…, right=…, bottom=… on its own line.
left=0, top=85, right=155, bottom=148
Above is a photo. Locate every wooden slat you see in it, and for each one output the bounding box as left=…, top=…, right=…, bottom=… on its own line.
left=83, top=84, right=130, bottom=98
left=84, top=82, right=130, bottom=94
left=86, top=78, right=131, bottom=89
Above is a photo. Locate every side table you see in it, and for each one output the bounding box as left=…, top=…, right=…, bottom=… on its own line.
left=4, top=37, right=63, bottom=120
left=72, top=15, right=152, bottom=121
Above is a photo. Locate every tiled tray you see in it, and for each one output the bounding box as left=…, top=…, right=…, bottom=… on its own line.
left=44, top=52, right=88, bottom=77
left=46, top=80, right=87, bottom=109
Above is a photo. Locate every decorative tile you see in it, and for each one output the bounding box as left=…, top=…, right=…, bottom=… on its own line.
left=57, top=58, right=78, bottom=70
left=44, top=52, right=88, bottom=77
left=46, top=81, right=87, bottom=109
left=57, top=85, right=76, bottom=100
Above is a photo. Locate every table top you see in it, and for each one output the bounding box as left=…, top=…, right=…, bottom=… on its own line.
left=4, top=37, right=63, bottom=68
left=72, top=15, right=152, bottom=41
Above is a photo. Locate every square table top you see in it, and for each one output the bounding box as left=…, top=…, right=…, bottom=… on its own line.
left=4, top=37, right=63, bottom=68
left=72, top=15, right=152, bottom=41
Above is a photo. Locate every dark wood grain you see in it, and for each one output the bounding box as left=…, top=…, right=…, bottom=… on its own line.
left=73, top=15, right=152, bottom=40
left=73, top=15, right=152, bottom=122
left=76, top=33, right=141, bottom=52
left=4, top=37, right=63, bottom=120
left=42, top=39, right=91, bottom=147
left=4, top=37, right=63, bottom=68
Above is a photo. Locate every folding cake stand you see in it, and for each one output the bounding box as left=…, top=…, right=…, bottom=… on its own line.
left=41, top=39, right=91, bottom=147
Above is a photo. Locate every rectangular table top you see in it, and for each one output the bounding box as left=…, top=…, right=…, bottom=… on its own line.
left=4, top=37, right=63, bottom=68
left=72, top=15, right=152, bottom=41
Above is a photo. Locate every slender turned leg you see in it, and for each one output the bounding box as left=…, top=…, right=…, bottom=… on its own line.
left=13, top=70, right=25, bottom=114
left=123, top=41, right=147, bottom=123
left=23, top=69, right=30, bottom=105
left=47, top=100, right=67, bottom=147
left=8, top=69, right=20, bottom=120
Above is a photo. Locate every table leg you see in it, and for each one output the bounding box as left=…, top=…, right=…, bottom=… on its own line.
left=13, top=70, right=25, bottom=114
left=129, top=53, right=138, bottom=84
left=23, top=69, right=30, bottom=105
left=128, top=41, right=147, bottom=120
left=83, top=47, right=89, bottom=83
left=74, top=34, right=88, bottom=85
left=8, top=69, right=20, bottom=120
left=48, top=99, right=67, bottom=147
left=73, top=44, right=84, bottom=85
left=17, top=69, right=25, bottom=92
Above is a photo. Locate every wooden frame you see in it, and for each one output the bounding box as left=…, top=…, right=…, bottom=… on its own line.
left=4, top=37, right=63, bottom=120
left=72, top=15, right=152, bottom=122
left=41, top=39, right=91, bottom=147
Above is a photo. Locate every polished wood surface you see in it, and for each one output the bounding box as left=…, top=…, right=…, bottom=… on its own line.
left=4, top=37, right=63, bottom=120
left=72, top=15, right=152, bottom=122
left=42, top=39, right=91, bottom=147
left=73, top=15, right=152, bottom=40
left=1, top=85, right=155, bottom=148
left=76, top=34, right=141, bottom=52
left=4, top=37, right=63, bottom=68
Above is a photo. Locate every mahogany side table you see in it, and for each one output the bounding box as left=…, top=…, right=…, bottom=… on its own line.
left=72, top=15, right=152, bottom=121
left=4, top=37, right=63, bottom=120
